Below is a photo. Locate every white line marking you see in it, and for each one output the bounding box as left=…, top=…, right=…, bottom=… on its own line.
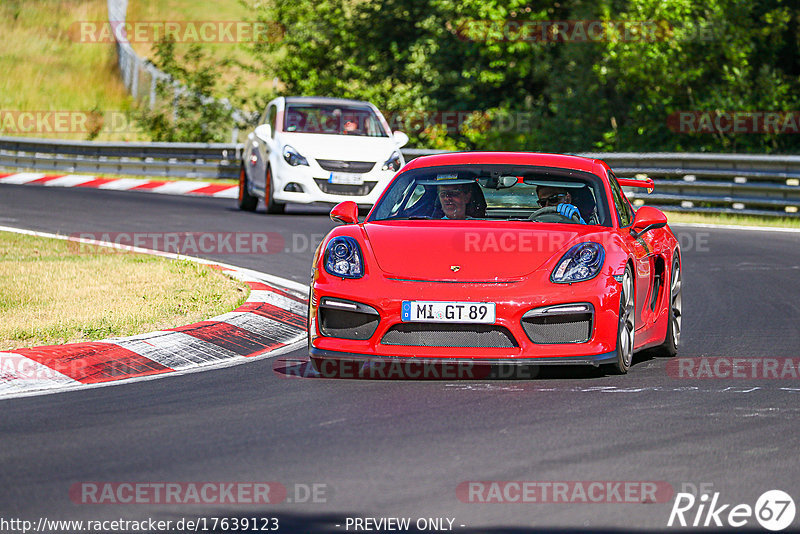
left=212, top=187, right=239, bottom=199
left=151, top=181, right=213, bottom=195
left=247, top=290, right=307, bottom=315
left=97, top=178, right=150, bottom=190
left=42, top=175, right=96, bottom=187
left=0, top=173, right=46, bottom=184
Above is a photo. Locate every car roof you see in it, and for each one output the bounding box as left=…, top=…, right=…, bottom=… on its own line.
left=283, top=96, right=375, bottom=108
left=400, top=151, right=610, bottom=177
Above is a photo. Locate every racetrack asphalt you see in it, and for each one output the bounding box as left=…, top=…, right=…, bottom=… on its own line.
left=2, top=183, right=800, bottom=532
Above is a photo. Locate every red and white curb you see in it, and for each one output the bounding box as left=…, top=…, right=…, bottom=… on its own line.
left=0, top=172, right=239, bottom=198
left=0, top=227, right=307, bottom=400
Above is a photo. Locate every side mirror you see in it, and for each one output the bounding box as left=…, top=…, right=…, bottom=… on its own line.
left=392, top=131, right=409, bottom=148
left=330, top=201, right=359, bottom=224
left=630, top=206, right=667, bottom=238
left=254, top=124, right=272, bottom=142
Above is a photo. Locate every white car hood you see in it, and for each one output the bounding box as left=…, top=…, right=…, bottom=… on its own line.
left=277, top=132, right=398, bottom=163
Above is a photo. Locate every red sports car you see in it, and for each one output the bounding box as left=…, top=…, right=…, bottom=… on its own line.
left=308, top=152, right=681, bottom=374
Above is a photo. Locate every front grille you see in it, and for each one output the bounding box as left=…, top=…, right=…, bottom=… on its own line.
left=381, top=323, right=518, bottom=348
left=314, top=179, right=377, bottom=197
left=319, top=308, right=379, bottom=340
left=521, top=314, right=592, bottom=344
left=316, top=159, right=376, bottom=173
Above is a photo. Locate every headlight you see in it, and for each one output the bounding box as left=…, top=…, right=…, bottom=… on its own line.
left=323, top=236, right=364, bottom=278
left=551, top=242, right=605, bottom=283
left=283, top=145, right=308, bottom=166
left=381, top=151, right=402, bottom=172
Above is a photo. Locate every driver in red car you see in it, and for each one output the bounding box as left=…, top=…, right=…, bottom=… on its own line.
left=536, top=185, right=586, bottom=224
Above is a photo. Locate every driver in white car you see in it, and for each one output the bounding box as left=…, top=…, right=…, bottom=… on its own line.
left=535, top=185, right=586, bottom=224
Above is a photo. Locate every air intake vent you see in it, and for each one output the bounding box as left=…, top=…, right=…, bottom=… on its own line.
left=521, top=305, right=593, bottom=344
left=316, top=159, right=375, bottom=173
left=381, top=323, right=517, bottom=348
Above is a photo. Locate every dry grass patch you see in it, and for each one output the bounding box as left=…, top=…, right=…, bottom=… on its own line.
left=0, top=231, right=248, bottom=350
left=0, top=0, right=148, bottom=141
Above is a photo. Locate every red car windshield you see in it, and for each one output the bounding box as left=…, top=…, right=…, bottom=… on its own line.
left=284, top=104, right=389, bottom=137
left=369, top=164, right=612, bottom=226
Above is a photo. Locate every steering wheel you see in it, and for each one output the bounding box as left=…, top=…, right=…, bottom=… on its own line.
left=528, top=205, right=582, bottom=223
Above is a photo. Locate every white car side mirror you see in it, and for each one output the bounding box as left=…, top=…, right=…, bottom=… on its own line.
left=392, top=131, right=409, bottom=148
left=254, top=124, right=272, bottom=142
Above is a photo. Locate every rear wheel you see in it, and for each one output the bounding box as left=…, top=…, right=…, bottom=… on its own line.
left=237, top=164, right=258, bottom=212
left=652, top=255, right=681, bottom=357
left=610, top=266, right=635, bottom=374
left=264, top=165, right=286, bottom=214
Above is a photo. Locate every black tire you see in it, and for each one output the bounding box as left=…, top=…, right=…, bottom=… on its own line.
left=264, top=165, right=286, bottom=214
left=609, top=265, right=636, bottom=374
left=237, top=163, right=258, bottom=212
left=651, top=254, right=681, bottom=357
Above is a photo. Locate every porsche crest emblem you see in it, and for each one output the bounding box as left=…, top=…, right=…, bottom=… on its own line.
left=450, top=265, right=461, bottom=272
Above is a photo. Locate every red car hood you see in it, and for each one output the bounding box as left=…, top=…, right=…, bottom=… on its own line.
left=363, top=221, right=594, bottom=281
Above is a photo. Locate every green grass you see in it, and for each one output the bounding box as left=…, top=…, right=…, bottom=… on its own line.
left=127, top=0, right=279, bottom=104
left=0, top=0, right=279, bottom=142
left=0, top=0, right=146, bottom=141
left=0, top=231, right=249, bottom=350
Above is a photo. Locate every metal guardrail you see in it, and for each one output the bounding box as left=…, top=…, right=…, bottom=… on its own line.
left=0, top=136, right=241, bottom=180
left=107, top=0, right=246, bottom=143
left=1, top=139, right=798, bottom=217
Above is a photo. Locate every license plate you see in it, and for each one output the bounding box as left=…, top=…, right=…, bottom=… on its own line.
left=329, top=172, right=364, bottom=185
left=401, top=301, right=496, bottom=323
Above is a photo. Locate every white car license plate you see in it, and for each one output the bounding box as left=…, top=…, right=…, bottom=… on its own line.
left=329, top=172, right=364, bottom=185
left=401, top=301, right=496, bottom=323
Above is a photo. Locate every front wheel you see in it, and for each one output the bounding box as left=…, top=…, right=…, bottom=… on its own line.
left=264, top=165, right=286, bottom=214
left=237, top=164, right=258, bottom=212
left=609, top=266, right=636, bottom=374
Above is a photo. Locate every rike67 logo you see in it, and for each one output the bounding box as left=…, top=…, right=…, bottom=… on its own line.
left=668, top=489, right=796, bottom=531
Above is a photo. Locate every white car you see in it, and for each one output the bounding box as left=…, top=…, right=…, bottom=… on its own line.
left=238, top=96, right=408, bottom=213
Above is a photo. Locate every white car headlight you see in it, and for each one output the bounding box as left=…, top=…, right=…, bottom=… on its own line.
left=283, top=145, right=309, bottom=166
left=381, top=151, right=402, bottom=172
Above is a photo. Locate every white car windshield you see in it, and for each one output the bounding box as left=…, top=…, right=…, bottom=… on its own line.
left=284, top=104, right=389, bottom=137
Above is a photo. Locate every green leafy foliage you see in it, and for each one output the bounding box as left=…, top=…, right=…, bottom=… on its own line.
left=136, top=40, right=246, bottom=142
left=246, top=0, right=800, bottom=153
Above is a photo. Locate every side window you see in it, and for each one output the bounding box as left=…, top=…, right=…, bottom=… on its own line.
left=608, top=171, right=634, bottom=227
left=267, top=105, right=277, bottom=137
